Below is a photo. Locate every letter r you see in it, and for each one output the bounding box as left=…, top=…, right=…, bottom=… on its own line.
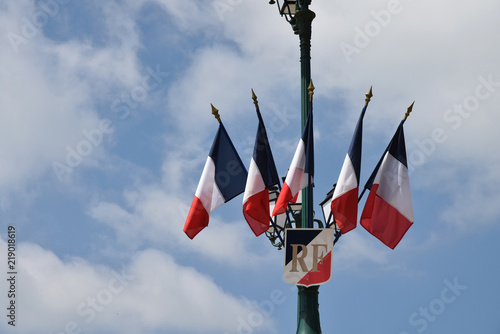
left=291, top=244, right=308, bottom=272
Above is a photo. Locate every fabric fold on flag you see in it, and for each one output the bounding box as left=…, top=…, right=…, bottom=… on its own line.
left=272, top=108, right=314, bottom=217
left=243, top=106, right=280, bottom=236
left=330, top=105, right=367, bottom=234
left=360, top=122, right=414, bottom=249
left=184, top=123, right=248, bottom=239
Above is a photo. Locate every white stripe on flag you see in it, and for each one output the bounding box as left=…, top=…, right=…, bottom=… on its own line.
left=332, top=154, right=358, bottom=200
left=374, top=153, right=414, bottom=222
left=285, top=140, right=307, bottom=195
left=195, top=157, right=225, bottom=213
left=243, top=158, right=266, bottom=203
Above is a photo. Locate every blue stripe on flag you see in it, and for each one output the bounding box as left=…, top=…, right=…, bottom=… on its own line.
left=388, top=123, right=408, bottom=167
left=253, top=108, right=279, bottom=188
left=209, top=123, right=248, bottom=202
left=347, top=105, right=366, bottom=183
left=364, top=121, right=406, bottom=190
left=302, top=107, right=314, bottom=177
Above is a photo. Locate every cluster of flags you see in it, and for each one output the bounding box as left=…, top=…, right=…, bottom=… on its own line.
left=329, top=89, right=414, bottom=249
left=183, top=87, right=414, bottom=250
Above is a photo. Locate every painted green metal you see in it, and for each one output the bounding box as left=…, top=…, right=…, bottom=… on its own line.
left=294, top=1, right=321, bottom=333
left=269, top=1, right=322, bottom=332
left=297, top=286, right=321, bottom=334
left=295, top=5, right=315, bottom=231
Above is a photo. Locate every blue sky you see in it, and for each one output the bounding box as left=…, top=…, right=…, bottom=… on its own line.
left=1, top=0, right=500, bottom=333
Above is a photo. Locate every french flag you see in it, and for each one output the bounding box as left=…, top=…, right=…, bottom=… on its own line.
left=242, top=103, right=280, bottom=236
left=272, top=108, right=314, bottom=217
left=360, top=122, right=414, bottom=249
left=330, top=104, right=367, bottom=234
left=183, top=123, right=248, bottom=239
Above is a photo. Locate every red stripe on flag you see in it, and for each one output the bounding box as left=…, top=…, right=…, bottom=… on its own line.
left=331, top=187, right=358, bottom=234
left=297, top=251, right=332, bottom=286
left=243, top=189, right=270, bottom=236
left=272, top=182, right=293, bottom=216
left=183, top=196, right=209, bottom=239
left=360, top=184, right=413, bottom=249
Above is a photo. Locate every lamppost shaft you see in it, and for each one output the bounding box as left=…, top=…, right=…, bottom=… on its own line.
left=297, top=286, right=321, bottom=333
left=294, top=3, right=321, bottom=334
left=296, top=6, right=315, bottom=231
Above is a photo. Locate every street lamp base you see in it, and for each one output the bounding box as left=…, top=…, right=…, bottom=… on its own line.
left=296, top=285, right=322, bottom=334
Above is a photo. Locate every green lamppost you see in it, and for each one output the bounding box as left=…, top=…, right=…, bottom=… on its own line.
left=267, top=1, right=321, bottom=333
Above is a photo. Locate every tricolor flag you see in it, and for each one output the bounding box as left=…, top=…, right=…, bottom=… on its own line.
left=360, top=122, right=413, bottom=249
left=183, top=122, right=248, bottom=239
left=243, top=99, right=280, bottom=236
left=330, top=101, right=368, bottom=234
left=272, top=108, right=314, bottom=217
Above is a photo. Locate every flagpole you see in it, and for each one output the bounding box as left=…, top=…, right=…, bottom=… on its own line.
left=211, top=104, right=221, bottom=123
left=305, top=80, right=315, bottom=230
left=251, top=89, right=260, bottom=113
left=358, top=101, right=415, bottom=202
left=365, top=86, right=373, bottom=106
left=403, top=101, right=415, bottom=122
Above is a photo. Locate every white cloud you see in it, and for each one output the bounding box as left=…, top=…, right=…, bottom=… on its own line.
left=0, top=0, right=146, bottom=201
left=88, top=185, right=277, bottom=268
left=151, top=0, right=216, bottom=33
left=333, top=231, right=389, bottom=270
left=440, top=163, right=500, bottom=229
left=0, top=237, right=273, bottom=334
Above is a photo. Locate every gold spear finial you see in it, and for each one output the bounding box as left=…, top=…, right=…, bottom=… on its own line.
left=365, top=86, right=373, bottom=106
left=251, top=89, right=260, bottom=110
left=403, top=101, right=415, bottom=121
left=308, top=80, right=315, bottom=102
left=211, top=104, right=221, bottom=123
